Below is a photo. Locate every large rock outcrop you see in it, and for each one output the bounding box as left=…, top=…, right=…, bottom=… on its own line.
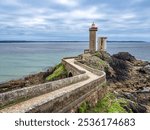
left=78, top=51, right=150, bottom=113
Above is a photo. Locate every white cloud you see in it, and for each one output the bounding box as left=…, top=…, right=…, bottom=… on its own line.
left=39, top=6, right=104, bottom=21
left=53, top=0, right=79, bottom=7
left=0, top=0, right=149, bottom=40
left=120, top=13, right=136, bottom=20
left=18, top=17, right=46, bottom=27
left=69, top=7, right=104, bottom=19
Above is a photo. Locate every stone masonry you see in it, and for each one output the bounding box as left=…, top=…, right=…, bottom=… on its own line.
left=98, top=37, right=107, bottom=51
left=89, top=23, right=98, bottom=53
left=0, top=58, right=106, bottom=113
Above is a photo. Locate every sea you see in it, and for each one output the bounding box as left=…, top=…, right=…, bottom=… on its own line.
left=0, top=41, right=150, bottom=83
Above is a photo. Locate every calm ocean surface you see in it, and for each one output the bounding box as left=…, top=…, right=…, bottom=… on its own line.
left=0, top=41, right=150, bottom=82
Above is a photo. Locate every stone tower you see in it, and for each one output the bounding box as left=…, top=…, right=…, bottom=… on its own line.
left=89, top=23, right=98, bottom=53
left=98, top=37, right=107, bottom=51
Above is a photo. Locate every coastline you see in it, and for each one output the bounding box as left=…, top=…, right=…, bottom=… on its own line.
left=0, top=51, right=150, bottom=113
left=0, top=66, right=52, bottom=84
left=0, top=41, right=150, bottom=83
left=0, top=50, right=149, bottom=90
left=0, top=67, right=54, bottom=93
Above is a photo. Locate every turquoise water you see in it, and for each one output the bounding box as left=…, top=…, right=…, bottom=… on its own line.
left=0, top=41, right=150, bottom=82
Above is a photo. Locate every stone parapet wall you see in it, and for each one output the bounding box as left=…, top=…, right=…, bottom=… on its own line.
left=0, top=73, right=89, bottom=107
left=58, top=79, right=107, bottom=113
left=26, top=60, right=106, bottom=112
left=63, top=56, right=78, bottom=59
left=62, top=59, right=85, bottom=75
left=27, top=74, right=106, bottom=113
left=75, top=61, right=105, bottom=77
left=0, top=58, right=106, bottom=113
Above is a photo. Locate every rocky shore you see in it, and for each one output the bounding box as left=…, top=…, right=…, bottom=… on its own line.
left=0, top=63, right=68, bottom=93
left=78, top=51, right=150, bottom=112
left=0, top=51, right=149, bottom=113
left=0, top=67, right=54, bottom=93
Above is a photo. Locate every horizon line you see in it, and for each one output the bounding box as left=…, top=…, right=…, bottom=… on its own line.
left=0, top=40, right=148, bottom=43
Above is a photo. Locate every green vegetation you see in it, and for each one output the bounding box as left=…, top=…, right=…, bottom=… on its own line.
left=46, top=63, right=68, bottom=81
left=78, top=93, right=129, bottom=113
left=94, top=52, right=108, bottom=68
left=92, top=93, right=128, bottom=113
left=98, top=59, right=109, bottom=72
left=94, top=51, right=100, bottom=57
left=99, top=59, right=108, bottom=68
left=1, top=63, right=67, bottom=110
left=99, top=59, right=107, bottom=65
left=78, top=102, right=90, bottom=113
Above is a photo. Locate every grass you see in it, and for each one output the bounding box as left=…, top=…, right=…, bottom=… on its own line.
left=94, top=52, right=108, bottom=68
left=46, top=63, right=67, bottom=81
left=99, top=59, right=106, bottom=65
left=92, top=93, right=127, bottom=113
left=78, top=93, right=129, bottom=113
left=98, top=59, right=109, bottom=72
left=94, top=51, right=100, bottom=57
left=78, top=102, right=90, bottom=113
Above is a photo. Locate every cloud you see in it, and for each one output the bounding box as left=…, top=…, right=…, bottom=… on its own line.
left=0, top=0, right=150, bottom=41
left=120, top=13, right=136, bottom=20
left=53, top=0, right=79, bottom=7
left=18, top=17, right=46, bottom=27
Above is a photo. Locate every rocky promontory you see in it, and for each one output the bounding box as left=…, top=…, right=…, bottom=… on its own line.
left=0, top=51, right=149, bottom=113
left=78, top=51, right=150, bottom=113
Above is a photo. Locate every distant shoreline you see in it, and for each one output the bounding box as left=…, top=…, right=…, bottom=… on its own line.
left=0, top=41, right=88, bottom=43
left=0, top=40, right=148, bottom=43
left=0, top=41, right=149, bottom=83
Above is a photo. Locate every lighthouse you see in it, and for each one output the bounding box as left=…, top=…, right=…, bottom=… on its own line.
left=89, top=22, right=98, bottom=53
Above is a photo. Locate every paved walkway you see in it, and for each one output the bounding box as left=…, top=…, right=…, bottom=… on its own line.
left=0, top=58, right=105, bottom=113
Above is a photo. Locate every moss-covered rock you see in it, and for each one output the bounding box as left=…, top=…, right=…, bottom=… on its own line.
left=46, top=63, right=67, bottom=81
left=78, top=93, right=129, bottom=113
left=92, top=93, right=128, bottom=113
left=94, top=51, right=112, bottom=63
left=80, top=54, right=109, bottom=71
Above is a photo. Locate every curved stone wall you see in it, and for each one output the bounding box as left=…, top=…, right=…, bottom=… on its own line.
left=0, top=57, right=106, bottom=113
left=62, top=58, right=85, bottom=76
left=0, top=73, right=89, bottom=107
left=74, top=61, right=105, bottom=77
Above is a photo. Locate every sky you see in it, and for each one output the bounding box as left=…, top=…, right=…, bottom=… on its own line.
left=0, top=0, right=150, bottom=41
